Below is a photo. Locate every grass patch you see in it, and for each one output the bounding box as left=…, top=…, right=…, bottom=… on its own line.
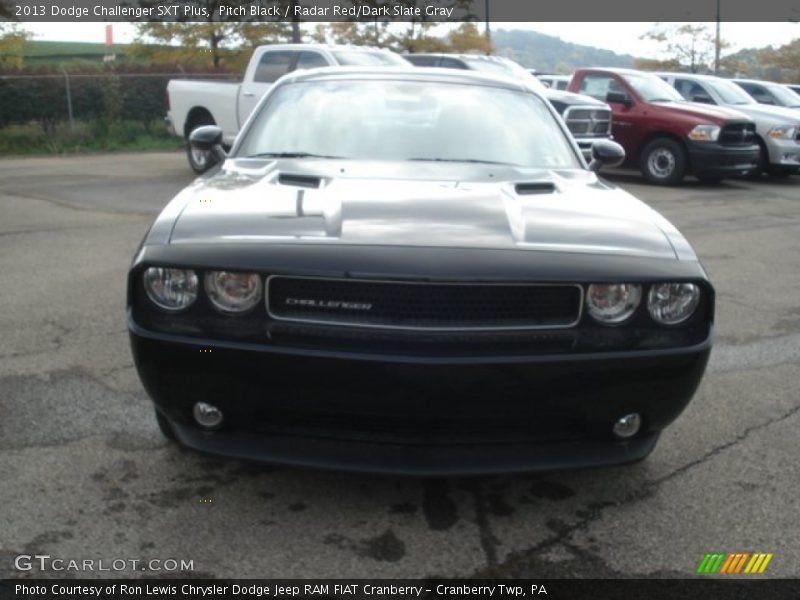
left=0, top=119, right=183, bottom=156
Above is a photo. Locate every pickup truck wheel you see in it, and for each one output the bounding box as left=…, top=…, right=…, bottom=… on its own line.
left=186, top=141, right=216, bottom=174
left=640, top=138, right=687, bottom=185
left=745, top=139, right=768, bottom=179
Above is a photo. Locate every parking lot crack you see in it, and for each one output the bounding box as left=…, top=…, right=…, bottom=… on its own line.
left=479, top=400, right=800, bottom=577
left=459, top=480, right=500, bottom=567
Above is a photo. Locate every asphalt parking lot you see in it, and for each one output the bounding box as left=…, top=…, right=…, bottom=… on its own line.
left=1, top=152, right=799, bottom=579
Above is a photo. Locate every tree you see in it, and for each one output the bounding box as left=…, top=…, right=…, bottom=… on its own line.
left=633, top=57, right=683, bottom=72
left=757, top=38, right=800, bottom=82
left=310, top=22, right=393, bottom=47
left=129, top=0, right=297, bottom=69
left=391, top=0, right=476, bottom=53
left=0, top=23, right=30, bottom=69
left=641, top=23, right=728, bottom=73
left=447, top=22, right=493, bottom=54
left=131, top=23, right=238, bottom=69
left=132, top=22, right=296, bottom=70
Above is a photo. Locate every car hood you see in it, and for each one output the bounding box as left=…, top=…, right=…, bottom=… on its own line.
left=654, top=100, right=752, bottom=122
left=718, top=102, right=800, bottom=125
left=545, top=89, right=607, bottom=107
left=160, top=160, right=687, bottom=260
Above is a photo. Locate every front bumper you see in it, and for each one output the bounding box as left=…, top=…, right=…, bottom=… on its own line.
left=130, top=325, right=711, bottom=475
left=686, top=141, right=760, bottom=178
left=763, top=136, right=800, bottom=170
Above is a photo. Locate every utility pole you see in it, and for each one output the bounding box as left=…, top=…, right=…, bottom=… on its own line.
left=714, top=0, right=721, bottom=74
left=485, top=0, right=491, bottom=41
left=484, top=0, right=492, bottom=54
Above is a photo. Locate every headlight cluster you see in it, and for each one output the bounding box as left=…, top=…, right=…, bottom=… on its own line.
left=143, top=268, right=198, bottom=312
left=647, top=282, right=700, bottom=325
left=586, top=282, right=700, bottom=326
left=142, top=267, right=262, bottom=314
left=687, top=124, right=721, bottom=142
left=586, top=283, right=641, bottom=324
left=767, top=125, right=798, bottom=140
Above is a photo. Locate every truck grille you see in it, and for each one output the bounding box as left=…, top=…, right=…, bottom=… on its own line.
left=563, top=106, right=612, bottom=138
left=267, top=276, right=583, bottom=331
left=719, top=122, right=756, bottom=145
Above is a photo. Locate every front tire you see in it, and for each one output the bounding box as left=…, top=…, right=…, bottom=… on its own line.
left=185, top=114, right=218, bottom=174
left=155, top=409, right=177, bottom=442
left=745, top=138, right=769, bottom=180
left=640, top=138, right=687, bottom=185
left=186, top=140, right=217, bottom=174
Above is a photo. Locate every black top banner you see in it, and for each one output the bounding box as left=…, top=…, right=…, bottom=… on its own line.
left=2, top=579, right=799, bottom=600
left=5, top=0, right=800, bottom=22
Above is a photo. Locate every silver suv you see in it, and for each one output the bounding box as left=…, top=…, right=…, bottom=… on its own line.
left=658, top=72, right=800, bottom=177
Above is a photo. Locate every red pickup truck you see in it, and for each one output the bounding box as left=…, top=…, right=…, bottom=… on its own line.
left=568, top=68, right=760, bottom=184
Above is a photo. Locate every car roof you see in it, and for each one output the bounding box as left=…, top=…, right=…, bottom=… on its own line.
left=577, top=67, right=653, bottom=76
left=655, top=72, right=727, bottom=82
left=280, top=65, right=537, bottom=94
left=405, top=52, right=492, bottom=58
left=256, top=43, right=396, bottom=53
left=731, top=78, right=783, bottom=87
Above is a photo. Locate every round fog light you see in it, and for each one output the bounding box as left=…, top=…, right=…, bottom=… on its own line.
left=612, top=413, right=642, bottom=439
left=193, top=402, right=223, bottom=430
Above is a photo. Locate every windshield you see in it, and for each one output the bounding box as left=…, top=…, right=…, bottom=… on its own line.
left=331, top=51, right=408, bottom=66
left=622, top=72, right=684, bottom=102
left=707, top=79, right=756, bottom=105
left=237, top=79, right=580, bottom=169
left=765, top=83, right=800, bottom=107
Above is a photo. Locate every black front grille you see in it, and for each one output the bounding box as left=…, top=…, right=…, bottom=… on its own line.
left=719, top=122, right=756, bottom=145
left=267, top=277, right=582, bottom=330
left=563, top=107, right=612, bottom=137
left=251, top=409, right=586, bottom=445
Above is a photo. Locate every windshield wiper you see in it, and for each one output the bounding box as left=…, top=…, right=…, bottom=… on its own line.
left=243, top=152, right=346, bottom=159
left=408, top=157, right=519, bottom=166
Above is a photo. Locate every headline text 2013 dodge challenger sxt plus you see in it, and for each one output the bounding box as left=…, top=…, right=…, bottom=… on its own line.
left=128, top=67, right=714, bottom=475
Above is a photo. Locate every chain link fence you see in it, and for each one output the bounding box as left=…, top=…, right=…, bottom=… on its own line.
left=0, top=70, right=238, bottom=154
left=0, top=71, right=236, bottom=131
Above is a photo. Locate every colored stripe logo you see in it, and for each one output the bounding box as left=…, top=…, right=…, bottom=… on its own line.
left=696, top=552, right=773, bottom=574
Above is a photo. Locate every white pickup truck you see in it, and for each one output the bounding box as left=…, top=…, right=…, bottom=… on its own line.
left=166, top=43, right=409, bottom=172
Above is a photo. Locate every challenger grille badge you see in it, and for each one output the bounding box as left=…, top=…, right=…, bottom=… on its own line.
left=285, top=297, right=373, bottom=311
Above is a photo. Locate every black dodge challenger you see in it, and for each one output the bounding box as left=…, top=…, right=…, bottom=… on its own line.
left=128, top=67, right=714, bottom=475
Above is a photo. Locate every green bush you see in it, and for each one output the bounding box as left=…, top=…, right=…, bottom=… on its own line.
left=0, top=118, right=182, bottom=155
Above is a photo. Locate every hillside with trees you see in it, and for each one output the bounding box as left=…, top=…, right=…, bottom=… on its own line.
left=492, top=28, right=636, bottom=73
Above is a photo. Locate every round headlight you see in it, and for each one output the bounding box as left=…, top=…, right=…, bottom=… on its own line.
left=586, top=283, right=642, bottom=324
left=143, top=267, right=198, bottom=312
left=204, top=271, right=262, bottom=314
left=648, top=283, right=700, bottom=325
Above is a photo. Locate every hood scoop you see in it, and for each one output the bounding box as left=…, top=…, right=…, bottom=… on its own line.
left=514, top=181, right=556, bottom=195
left=277, top=172, right=324, bottom=189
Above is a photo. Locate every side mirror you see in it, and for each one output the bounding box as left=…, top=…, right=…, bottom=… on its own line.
left=189, top=125, right=227, bottom=163
left=588, top=140, right=626, bottom=172
left=606, top=91, right=632, bottom=107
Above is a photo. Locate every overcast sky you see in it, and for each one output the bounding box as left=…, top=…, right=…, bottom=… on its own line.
left=21, top=21, right=799, bottom=58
